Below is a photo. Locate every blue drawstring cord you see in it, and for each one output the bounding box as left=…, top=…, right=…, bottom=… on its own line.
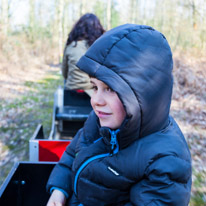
left=109, top=129, right=120, bottom=152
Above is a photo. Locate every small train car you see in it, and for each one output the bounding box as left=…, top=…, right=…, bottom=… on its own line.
left=0, top=87, right=92, bottom=205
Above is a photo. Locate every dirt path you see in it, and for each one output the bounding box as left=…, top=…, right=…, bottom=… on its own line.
left=0, top=62, right=61, bottom=185
left=0, top=62, right=59, bottom=100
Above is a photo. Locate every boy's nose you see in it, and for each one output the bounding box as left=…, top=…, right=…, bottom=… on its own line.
left=92, top=91, right=106, bottom=105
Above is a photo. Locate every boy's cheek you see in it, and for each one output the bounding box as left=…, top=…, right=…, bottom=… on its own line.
left=90, top=98, right=95, bottom=110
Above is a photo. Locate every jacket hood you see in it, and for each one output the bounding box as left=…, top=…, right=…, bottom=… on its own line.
left=77, top=24, right=173, bottom=149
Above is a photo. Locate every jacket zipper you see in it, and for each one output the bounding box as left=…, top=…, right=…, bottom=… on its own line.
left=74, top=129, right=120, bottom=195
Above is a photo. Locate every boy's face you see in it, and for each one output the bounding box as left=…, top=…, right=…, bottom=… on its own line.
left=90, top=78, right=126, bottom=129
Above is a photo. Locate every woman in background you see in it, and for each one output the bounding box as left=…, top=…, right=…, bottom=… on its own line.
left=62, top=13, right=105, bottom=98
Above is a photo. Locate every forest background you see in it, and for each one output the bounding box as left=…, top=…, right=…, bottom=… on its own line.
left=0, top=0, right=206, bottom=205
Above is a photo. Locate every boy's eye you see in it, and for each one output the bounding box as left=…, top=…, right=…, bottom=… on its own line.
left=106, top=87, right=114, bottom=92
left=92, top=85, right=98, bottom=91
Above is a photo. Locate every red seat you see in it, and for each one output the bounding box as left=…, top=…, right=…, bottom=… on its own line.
left=30, top=139, right=71, bottom=162
left=39, top=140, right=71, bottom=161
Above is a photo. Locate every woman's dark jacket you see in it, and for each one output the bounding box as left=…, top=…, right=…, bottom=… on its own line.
left=47, top=24, right=192, bottom=206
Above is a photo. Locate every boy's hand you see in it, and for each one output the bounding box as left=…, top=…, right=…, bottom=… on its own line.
left=46, top=189, right=66, bottom=206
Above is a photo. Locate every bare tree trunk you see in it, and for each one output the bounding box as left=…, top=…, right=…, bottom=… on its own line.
left=142, top=0, right=147, bottom=25
left=57, top=0, right=64, bottom=63
left=80, top=0, right=86, bottom=16
left=190, top=0, right=197, bottom=29
left=130, top=0, right=138, bottom=23
left=160, top=0, right=165, bottom=31
left=107, top=0, right=111, bottom=30
left=1, top=0, right=9, bottom=36
left=29, top=0, right=35, bottom=26
left=29, top=0, right=35, bottom=41
left=63, top=0, right=71, bottom=42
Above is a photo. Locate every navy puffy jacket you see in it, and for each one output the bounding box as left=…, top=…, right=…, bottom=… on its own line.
left=47, top=24, right=192, bottom=206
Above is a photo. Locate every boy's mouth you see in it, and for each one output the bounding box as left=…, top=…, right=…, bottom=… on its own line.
left=96, top=110, right=112, bottom=118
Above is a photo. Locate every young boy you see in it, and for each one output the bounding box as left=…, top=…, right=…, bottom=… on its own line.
left=46, top=24, right=192, bottom=206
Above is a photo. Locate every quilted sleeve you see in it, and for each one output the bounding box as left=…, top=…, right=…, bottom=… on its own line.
left=126, top=155, right=192, bottom=206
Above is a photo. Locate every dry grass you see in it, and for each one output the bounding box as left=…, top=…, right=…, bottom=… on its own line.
left=0, top=34, right=59, bottom=100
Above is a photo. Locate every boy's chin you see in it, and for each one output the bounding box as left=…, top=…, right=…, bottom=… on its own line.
left=99, top=122, right=119, bottom=130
